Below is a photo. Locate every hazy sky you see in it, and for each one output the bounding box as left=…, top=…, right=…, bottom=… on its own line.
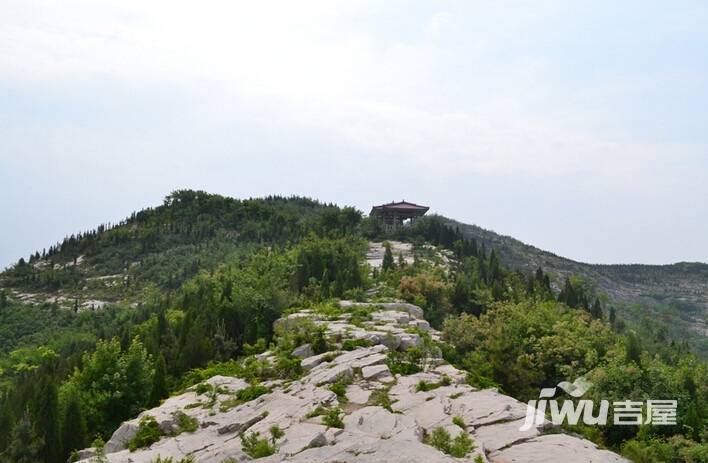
left=1, top=0, right=707, bottom=268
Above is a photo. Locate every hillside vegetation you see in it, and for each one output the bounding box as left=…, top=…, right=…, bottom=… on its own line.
left=0, top=191, right=706, bottom=463
left=438, top=217, right=708, bottom=356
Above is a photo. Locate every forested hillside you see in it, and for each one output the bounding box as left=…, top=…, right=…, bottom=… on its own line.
left=0, top=191, right=706, bottom=463
left=439, top=217, right=708, bottom=356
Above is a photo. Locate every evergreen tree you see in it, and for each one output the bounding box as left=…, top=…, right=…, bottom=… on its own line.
left=609, top=306, right=616, bottom=326
left=590, top=297, right=603, bottom=319
left=684, top=400, right=702, bottom=441
left=625, top=332, right=642, bottom=365
left=34, top=376, right=62, bottom=463
left=558, top=277, right=578, bottom=308
left=320, top=268, right=331, bottom=300
left=488, top=250, right=502, bottom=284
left=451, top=277, right=471, bottom=314
left=149, top=353, right=168, bottom=407
left=0, top=397, right=12, bottom=454
left=382, top=242, right=394, bottom=272
left=5, top=413, right=44, bottom=463
left=61, top=391, right=87, bottom=460
left=0, top=289, right=7, bottom=309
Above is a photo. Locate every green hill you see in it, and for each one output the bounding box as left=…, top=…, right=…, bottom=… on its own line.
left=440, top=217, right=708, bottom=355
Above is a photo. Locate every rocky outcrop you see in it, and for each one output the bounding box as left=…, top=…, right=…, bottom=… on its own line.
left=78, top=301, right=628, bottom=463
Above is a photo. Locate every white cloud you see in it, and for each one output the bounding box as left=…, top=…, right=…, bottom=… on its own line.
left=1, top=0, right=705, bottom=182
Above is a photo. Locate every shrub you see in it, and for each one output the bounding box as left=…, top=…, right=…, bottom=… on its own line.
left=329, top=375, right=352, bottom=402
left=174, top=411, right=199, bottom=434
left=269, top=425, right=284, bottom=443
left=305, top=405, right=327, bottom=418
left=370, top=388, right=394, bottom=412
left=452, top=416, right=466, bottom=430
left=240, top=431, right=276, bottom=459
left=236, top=385, right=270, bottom=402
left=240, top=426, right=284, bottom=459
left=322, top=407, right=344, bottom=429
left=425, top=427, right=475, bottom=458
left=129, top=415, right=164, bottom=451
left=415, top=375, right=451, bottom=392
left=341, top=338, right=371, bottom=351
left=386, top=348, right=423, bottom=375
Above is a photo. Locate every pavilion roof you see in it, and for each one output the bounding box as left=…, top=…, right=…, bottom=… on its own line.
left=370, top=201, right=430, bottom=216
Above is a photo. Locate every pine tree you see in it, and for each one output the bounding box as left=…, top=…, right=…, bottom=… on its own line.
left=34, top=376, right=62, bottom=463
left=61, top=390, right=87, bottom=460
left=149, top=353, right=169, bottom=407
left=609, top=306, right=616, bottom=326
left=0, top=289, right=7, bottom=309
left=0, top=396, right=13, bottom=454
left=590, top=297, right=603, bottom=319
left=320, top=268, right=331, bottom=300
left=625, top=332, right=642, bottom=365
left=6, top=413, right=44, bottom=463
left=558, top=277, right=578, bottom=308
left=382, top=242, right=394, bottom=272
left=684, top=400, right=702, bottom=441
left=488, top=250, right=502, bottom=284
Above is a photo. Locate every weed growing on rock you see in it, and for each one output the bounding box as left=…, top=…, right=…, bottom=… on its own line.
left=452, top=416, right=466, bottom=430
left=341, top=338, right=372, bottom=351
left=173, top=411, right=198, bottom=434
left=305, top=405, right=327, bottom=418
left=369, top=387, right=394, bottom=412
left=240, top=431, right=276, bottom=459
left=149, top=456, right=195, bottom=463
left=329, top=375, right=352, bottom=402
left=129, top=415, right=164, bottom=452
left=322, top=407, right=344, bottom=429
left=425, top=427, right=475, bottom=458
left=415, top=375, right=451, bottom=392
left=219, top=384, right=271, bottom=412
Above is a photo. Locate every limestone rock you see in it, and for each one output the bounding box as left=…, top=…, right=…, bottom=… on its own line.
left=292, top=343, right=314, bottom=359
left=77, top=302, right=627, bottom=463
left=361, top=364, right=391, bottom=381
left=489, top=434, right=630, bottom=463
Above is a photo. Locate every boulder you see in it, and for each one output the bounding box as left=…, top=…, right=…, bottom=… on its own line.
left=305, top=363, right=354, bottom=386
left=361, top=364, right=391, bottom=381
left=104, top=420, right=139, bottom=453
left=489, top=434, right=630, bottom=463
left=292, top=343, right=314, bottom=359
left=346, top=384, right=372, bottom=404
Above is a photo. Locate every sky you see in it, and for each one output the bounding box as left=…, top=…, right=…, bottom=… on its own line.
left=1, top=0, right=707, bottom=268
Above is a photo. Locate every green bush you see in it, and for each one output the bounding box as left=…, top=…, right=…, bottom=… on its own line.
left=174, top=411, right=198, bottom=434
left=386, top=347, right=425, bottom=375
left=452, top=416, right=466, bottom=430
left=415, top=375, right=451, bottom=392
left=425, top=427, right=475, bottom=458
left=305, top=405, right=327, bottom=418
left=370, top=388, right=394, bottom=412
left=329, top=375, right=352, bottom=402
left=322, top=407, right=344, bottom=429
left=239, top=426, right=284, bottom=459
left=129, top=415, right=164, bottom=451
left=341, top=338, right=372, bottom=351
left=236, top=384, right=270, bottom=402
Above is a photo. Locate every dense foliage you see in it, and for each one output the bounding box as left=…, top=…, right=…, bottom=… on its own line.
left=0, top=192, right=705, bottom=463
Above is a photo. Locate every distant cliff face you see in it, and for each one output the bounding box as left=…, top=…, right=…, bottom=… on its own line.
left=77, top=302, right=628, bottom=463
left=442, top=216, right=708, bottom=354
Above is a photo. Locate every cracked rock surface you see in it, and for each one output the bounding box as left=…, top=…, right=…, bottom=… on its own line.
left=78, top=301, right=628, bottom=463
